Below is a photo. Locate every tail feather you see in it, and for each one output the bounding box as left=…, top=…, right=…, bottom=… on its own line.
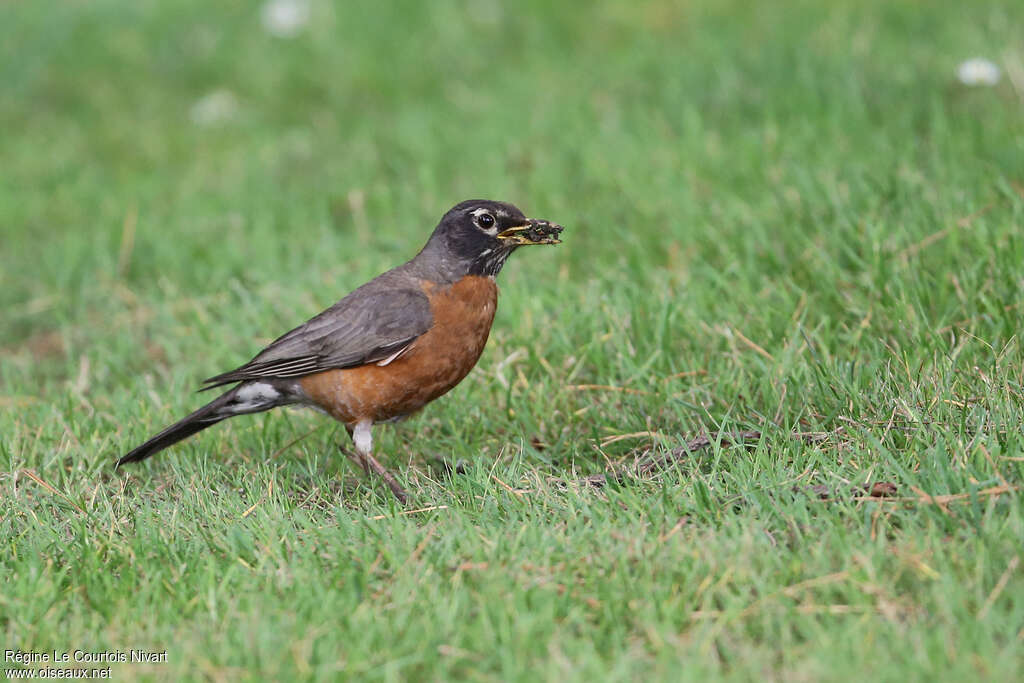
left=116, top=416, right=221, bottom=466
left=116, top=382, right=284, bottom=468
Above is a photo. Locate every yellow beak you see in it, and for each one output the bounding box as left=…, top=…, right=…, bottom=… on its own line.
left=496, top=219, right=563, bottom=245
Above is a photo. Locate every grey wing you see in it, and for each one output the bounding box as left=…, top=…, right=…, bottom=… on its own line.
left=201, top=286, right=433, bottom=389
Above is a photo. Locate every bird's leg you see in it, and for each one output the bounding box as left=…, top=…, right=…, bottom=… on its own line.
left=343, top=424, right=371, bottom=476
left=342, top=420, right=409, bottom=505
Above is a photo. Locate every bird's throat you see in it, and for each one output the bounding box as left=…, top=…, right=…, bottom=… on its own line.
left=468, top=245, right=515, bottom=277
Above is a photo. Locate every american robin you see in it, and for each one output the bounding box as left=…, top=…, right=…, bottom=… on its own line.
left=117, top=200, right=563, bottom=503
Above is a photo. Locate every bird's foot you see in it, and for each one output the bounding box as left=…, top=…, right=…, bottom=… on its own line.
left=339, top=445, right=409, bottom=505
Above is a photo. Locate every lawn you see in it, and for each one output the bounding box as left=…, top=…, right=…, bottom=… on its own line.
left=3, top=0, right=1023, bottom=680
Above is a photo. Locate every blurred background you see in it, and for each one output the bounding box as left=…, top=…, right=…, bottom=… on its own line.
left=4, top=3, right=1024, bottom=677
left=2, top=0, right=1022, bottom=402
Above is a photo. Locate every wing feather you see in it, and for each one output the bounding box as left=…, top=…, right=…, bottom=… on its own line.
left=202, top=278, right=432, bottom=389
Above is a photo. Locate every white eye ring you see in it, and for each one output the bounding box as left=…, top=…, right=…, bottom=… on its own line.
left=474, top=212, right=497, bottom=233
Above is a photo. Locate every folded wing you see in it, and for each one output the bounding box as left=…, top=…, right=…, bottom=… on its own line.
left=202, top=283, right=433, bottom=389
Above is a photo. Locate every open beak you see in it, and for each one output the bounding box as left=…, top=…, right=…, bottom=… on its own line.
left=496, top=218, right=564, bottom=245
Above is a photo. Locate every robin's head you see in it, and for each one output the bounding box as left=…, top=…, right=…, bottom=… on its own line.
left=418, top=200, right=563, bottom=279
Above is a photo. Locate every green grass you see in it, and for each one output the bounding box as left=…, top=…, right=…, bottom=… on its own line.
left=3, top=0, right=1024, bottom=679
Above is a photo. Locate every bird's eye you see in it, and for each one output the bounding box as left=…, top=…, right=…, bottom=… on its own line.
left=476, top=213, right=495, bottom=230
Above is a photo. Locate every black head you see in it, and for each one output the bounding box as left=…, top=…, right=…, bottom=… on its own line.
left=415, top=199, right=563, bottom=279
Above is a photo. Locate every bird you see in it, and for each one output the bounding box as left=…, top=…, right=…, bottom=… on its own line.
left=117, top=199, right=563, bottom=503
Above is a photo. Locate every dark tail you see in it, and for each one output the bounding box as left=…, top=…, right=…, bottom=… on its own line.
left=116, top=382, right=282, bottom=468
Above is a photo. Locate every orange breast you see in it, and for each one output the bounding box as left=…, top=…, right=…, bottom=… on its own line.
left=298, top=275, right=499, bottom=425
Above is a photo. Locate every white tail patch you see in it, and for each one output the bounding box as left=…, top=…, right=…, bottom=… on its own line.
left=230, top=382, right=280, bottom=412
